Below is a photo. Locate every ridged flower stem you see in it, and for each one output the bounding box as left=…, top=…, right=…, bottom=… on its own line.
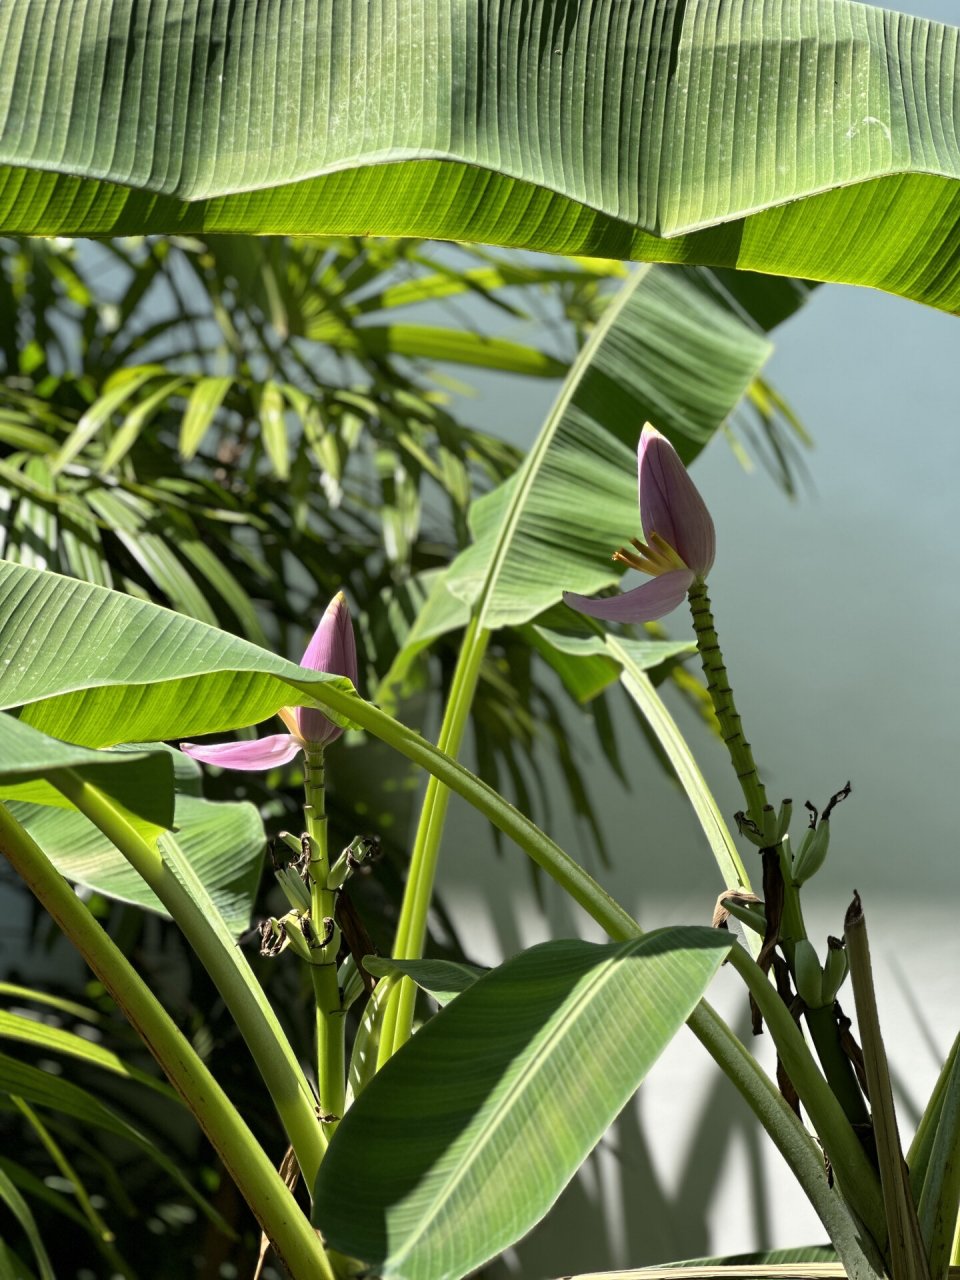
left=687, top=580, right=769, bottom=831
left=303, top=747, right=345, bottom=1130
left=687, top=584, right=872, bottom=1137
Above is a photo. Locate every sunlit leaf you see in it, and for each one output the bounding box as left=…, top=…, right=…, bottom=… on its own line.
left=0, top=562, right=355, bottom=747
left=315, top=929, right=732, bottom=1280
left=3, top=3, right=960, bottom=309
left=433, top=265, right=770, bottom=632
left=0, top=713, right=173, bottom=830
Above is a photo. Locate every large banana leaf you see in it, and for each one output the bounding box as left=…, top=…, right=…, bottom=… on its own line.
left=314, top=929, right=732, bottom=1280
left=564, top=1252, right=842, bottom=1280
left=0, top=716, right=265, bottom=931
left=3, top=1, right=960, bottom=310
left=398, top=262, right=768, bottom=647
left=0, top=562, right=356, bottom=746
left=461, top=264, right=766, bottom=622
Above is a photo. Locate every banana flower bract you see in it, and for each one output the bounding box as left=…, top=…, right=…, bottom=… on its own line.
left=181, top=593, right=358, bottom=770
left=563, top=424, right=715, bottom=622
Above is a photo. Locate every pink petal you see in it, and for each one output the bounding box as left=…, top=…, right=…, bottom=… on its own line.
left=301, top=592, right=358, bottom=681
left=297, top=592, right=359, bottom=746
left=180, top=734, right=302, bottom=772
left=638, top=425, right=715, bottom=576
left=563, top=569, right=694, bottom=623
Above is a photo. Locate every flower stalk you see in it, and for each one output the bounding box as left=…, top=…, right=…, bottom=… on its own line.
left=303, top=746, right=346, bottom=1129
left=686, top=579, right=768, bottom=832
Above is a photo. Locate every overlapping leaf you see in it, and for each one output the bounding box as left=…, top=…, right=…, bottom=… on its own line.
left=7, top=792, right=265, bottom=937
left=0, top=562, right=356, bottom=746
left=3, top=2, right=960, bottom=309
left=413, top=264, right=770, bottom=638
left=314, top=930, right=732, bottom=1280
left=363, top=957, right=486, bottom=1007
left=0, top=712, right=173, bottom=827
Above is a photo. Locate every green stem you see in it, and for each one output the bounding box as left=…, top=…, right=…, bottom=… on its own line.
left=303, top=747, right=346, bottom=1128
left=727, top=944, right=887, bottom=1255
left=805, top=1002, right=872, bottom=1129
left=687, top=585, right=876, bottom=1146
left=381, top=617, right=490, bottom=1060
left=0, top=804, right=335, bottom=1280
left=47, top=769, right=326, bottom=1189
left=687, top=580, right=769, bottom=829
left=690, top=1000, right=886, bottom=1279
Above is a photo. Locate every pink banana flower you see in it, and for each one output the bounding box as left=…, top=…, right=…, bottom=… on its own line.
left=181, top=593, right=358, bottom=770
left=563, top=424, right=715, bottom=623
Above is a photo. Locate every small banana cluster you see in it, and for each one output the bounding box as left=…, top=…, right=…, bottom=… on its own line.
left=259, top=832, right=379, bottom=977
left=721, top=781, right=853, bottom=1012
left=792, top=936, right=850, bottom=1010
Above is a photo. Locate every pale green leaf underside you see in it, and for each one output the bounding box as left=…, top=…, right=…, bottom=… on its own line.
left=3, top=1, right=960, bottom=309
left=314, top=929, right=732, bottom=1280
left=567, top=1257, right=842, bottom=1280
left=0, top=712, right=174, bottom=829
left=7, top=792, right=265, bottom=936
left=535, top=628, right=695, bottom=668
left=0, top=562, right=356, bottom=748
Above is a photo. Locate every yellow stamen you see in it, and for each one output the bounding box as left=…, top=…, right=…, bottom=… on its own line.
left=612, top=532, right=688, bottom=578
left=648, top=530, right=688, bottom=571
left=614, top=547, right=653, bottom=572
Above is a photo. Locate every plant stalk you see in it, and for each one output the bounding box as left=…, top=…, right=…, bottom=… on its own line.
left=0, top=803, right=335, bottom=1280
left=727, top=943, right=887, bottom=1255
left=296, top=678, right=882, bottom=1275
left=303, top=747, right=346, bottom=1127
left=380, top=616, right=490, bottom=1062
left=47, top=769, right=326, bottom=1188
left=687, top=580, right=769, bottom=829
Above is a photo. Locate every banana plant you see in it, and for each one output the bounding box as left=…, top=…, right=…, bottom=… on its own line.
left=0, top=262, right=954, bottom=1280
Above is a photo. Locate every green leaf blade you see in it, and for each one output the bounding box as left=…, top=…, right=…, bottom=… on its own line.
left=8, top=791, right=265, bottom=937
left=314, top=929, right=732, bottom=1280
left=0, top=562, right=354, bottom=747
left=437, top=265, right=769, bottom=633
left=4, top=3, right=960, bottom=307
left=0, top=713, right=174, bottom=830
